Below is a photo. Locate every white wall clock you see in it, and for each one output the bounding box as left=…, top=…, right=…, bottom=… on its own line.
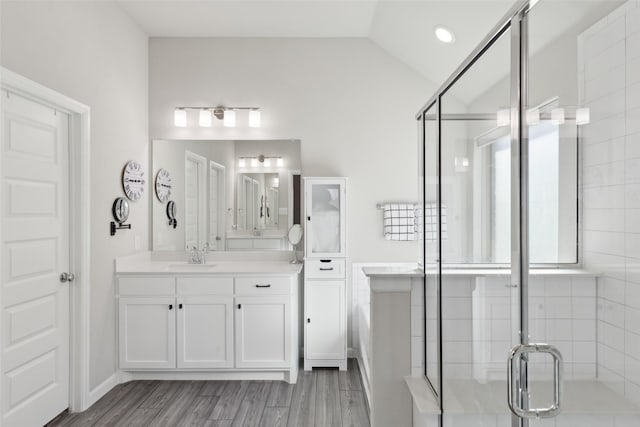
left=122, top=160, right=145, bottom=201
left=155, top=168, right=172, bottom=202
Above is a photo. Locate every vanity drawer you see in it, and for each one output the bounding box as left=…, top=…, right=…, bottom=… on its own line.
left=254, top=239, right=282, bottom=250
left=235, top=277, right=291, bottom=295
left=177, top=277, right=234, bottom=295
left=305, top=259, right=345, bottom=279
left=118, top=277, right=175, bottom=296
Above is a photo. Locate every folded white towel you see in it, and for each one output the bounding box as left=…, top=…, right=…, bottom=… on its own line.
left=383, top=203, right=416, bottom=241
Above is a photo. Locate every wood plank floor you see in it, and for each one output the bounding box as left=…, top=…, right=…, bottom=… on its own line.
left=47, top=359, right=369, bottom=427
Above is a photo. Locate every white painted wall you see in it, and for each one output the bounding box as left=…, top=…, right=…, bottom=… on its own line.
left=0, top=1, right=149, bottom=390
left=149, top=37, right=434, bottom=263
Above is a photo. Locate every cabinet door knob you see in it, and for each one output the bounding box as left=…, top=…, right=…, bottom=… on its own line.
left=169, top=304, right=173, bottom=310
left=307, top=318, right=311, bottom=323
left=307, top=216, right=311, bottom=221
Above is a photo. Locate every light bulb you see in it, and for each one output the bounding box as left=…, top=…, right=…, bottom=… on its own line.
left=251, top=158, right=258, bottom=167
left=497, top=109, right=510, bottom=127
left=263, top=158, right=271, bottom=167
left=174, top=109, right=187, bottom=127
left=526, top=108, right=540, bottom=126
left=276, top=158, right=284, bottom=167
left=239, top=159, right=245, bottom=168
left=576, top=108, right=590, bottom=125
left=224, top=110, right=236, bottom=127
left=249, top=110, right=261, bottom=128
left=199, top=110, right=212, bottom=127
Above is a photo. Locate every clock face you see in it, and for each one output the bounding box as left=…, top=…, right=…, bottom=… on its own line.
left=167, top=201, right=177, bottom=220
left=112, top=197, right=130, bottom=224
left=155, top=169, right=172, bottom=203
left=122, top=160, right=145, bottom=201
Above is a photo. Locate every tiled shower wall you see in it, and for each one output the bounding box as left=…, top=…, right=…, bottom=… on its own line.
left=579, top=0, right=640, bottom=404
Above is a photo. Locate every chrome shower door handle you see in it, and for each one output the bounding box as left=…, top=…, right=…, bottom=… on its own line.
left=507, top=343, right=563, bottom=419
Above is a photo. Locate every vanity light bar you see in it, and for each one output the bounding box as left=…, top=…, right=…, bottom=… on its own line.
left=173, top=106, right=261, bottom=128
left=238, top=156, right=284, bottom=168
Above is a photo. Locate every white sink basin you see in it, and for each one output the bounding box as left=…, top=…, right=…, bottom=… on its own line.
left=166, top=263, right=217, bottom=271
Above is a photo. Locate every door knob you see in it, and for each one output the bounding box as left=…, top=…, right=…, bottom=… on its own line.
left=60, top=272, right=75, bottom=283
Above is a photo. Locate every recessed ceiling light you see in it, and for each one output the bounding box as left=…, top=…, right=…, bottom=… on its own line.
left=434, top=26, right=455, bottom=44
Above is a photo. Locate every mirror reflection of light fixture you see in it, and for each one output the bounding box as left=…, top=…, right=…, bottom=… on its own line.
left=576, top=108, right=590, bottom=125
left=238, top=156, right=286, bottom=168
left=199, top=109, right=212, bottom=127
left=224, top=109, right=236, bottom=127
left=526, top=108, right=540, bottom=126
left=551, top=108, right=565, bottom=125
left=249, top=110, right=261, bottom=128
left=174, top=109, right=187, bottom=127
left=496, top=109, right=510, bottom=127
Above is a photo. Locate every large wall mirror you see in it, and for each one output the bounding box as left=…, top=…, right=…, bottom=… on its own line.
left=152, top=139, right=302, bottom=251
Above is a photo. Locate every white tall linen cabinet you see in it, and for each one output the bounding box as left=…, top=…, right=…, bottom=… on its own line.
left=303, top=177, right=348, bottom=371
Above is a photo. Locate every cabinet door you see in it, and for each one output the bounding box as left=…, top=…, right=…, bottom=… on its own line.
left=119, top=297, right=176, bottom=369
left=177, top=296, right=233, bottom=369
left=305, top=280, right=346, bottom=360
left=235, top=296, right=291, bottom=368
left=304, top=179, right=346, bottom=257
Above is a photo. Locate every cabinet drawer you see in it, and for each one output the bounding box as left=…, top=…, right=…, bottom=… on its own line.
left=177, top=277, right=234, bottom=295
left=227, top=239, right=253, bottom=250
left=118, top=277, right=175, bottom=296
left=235, top=277, right=291, bottom=295
left=254, top=239, right=282, bottom=250
left=305, top=259, right=345, bottom=279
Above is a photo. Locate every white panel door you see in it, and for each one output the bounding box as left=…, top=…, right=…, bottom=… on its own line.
left=1, top=92, right=70, bottom=426
left=177, top=296, right=233, bottom=369
left=305, top=280, right=346, bottom=360
left=118, top=297, right=176, bottom=369
left=185, top=151, right=207, bottom=250
left=235, top=296, right=290, bottom=368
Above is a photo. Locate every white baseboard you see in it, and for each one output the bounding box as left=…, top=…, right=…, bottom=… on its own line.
left=86, top=374, right=117, bottom=410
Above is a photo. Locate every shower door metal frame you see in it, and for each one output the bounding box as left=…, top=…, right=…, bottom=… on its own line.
left=417, top=1, right=565, bottom=426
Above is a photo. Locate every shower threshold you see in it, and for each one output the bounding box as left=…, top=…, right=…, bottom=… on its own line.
left=443, top=379, right=640, bottom=415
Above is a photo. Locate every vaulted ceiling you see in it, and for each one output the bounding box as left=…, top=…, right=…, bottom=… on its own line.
left=117, top=0, right=624, bottom=104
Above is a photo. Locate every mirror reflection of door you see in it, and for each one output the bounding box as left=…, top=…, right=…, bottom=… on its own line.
left=209, top=161, right=225, bottom=250
left=185, top=151, right=207, bottom=249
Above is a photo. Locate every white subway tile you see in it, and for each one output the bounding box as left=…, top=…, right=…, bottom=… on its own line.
left=572, top=277, right=597, bottom=297
left=628, top=5, right=640, bottom=37
left=583, top=161, right=625, bottom=188
left=625, top=183, right=640, bottom=209
left=573, top=318, right=596, bottom=341
left=546, top=319, right=572, bottom=341
left=625, top=330, right=640, bottom=357
left=583, top=230, right=626, bottom=256
left=599, top=276, right=626, bottom=303
left=583, top=251, right=626, bottom=281
left=628, top=28, right=640, bottom=61
left=545, top=297, right=573, bottom=319
left=584, top=137, right=625, bottom=166
left=583, top=186, right=625, bottom=210
left=585, top=16, right=626, bottom=61
left=627, top=134, right=640, bottom=159
left=442, top=319, right=472, bottom=341
left=628, top=258, right=640, bottom=284
left=584, top=66, right=625, bottom=105
left=544, top=277, right=572, bottom=296
left=628, top=106, right=640, bottom=136
left=586, top=39, right=626, bottom=82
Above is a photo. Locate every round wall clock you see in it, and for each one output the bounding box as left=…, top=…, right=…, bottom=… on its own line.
left=112, top=197, right=130, bottom=224
left=155, top=169, right=172, bottom=202
left=122, top=160, right=145, bottom=201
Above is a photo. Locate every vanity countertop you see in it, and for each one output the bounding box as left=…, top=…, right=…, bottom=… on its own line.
left=115, top=252, right=302, bottom=275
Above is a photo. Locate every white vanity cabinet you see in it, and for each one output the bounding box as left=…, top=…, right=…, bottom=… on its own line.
left=116, top=272, right=299, bottom=383
left=303, top=177, right=348, bottom=371
left=119, top=296, right=177, bottom=369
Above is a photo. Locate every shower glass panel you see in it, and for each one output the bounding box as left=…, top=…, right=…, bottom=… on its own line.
left=439, top=24, right=518, bottom=426
left=422, top=102, right=440, bottom=397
